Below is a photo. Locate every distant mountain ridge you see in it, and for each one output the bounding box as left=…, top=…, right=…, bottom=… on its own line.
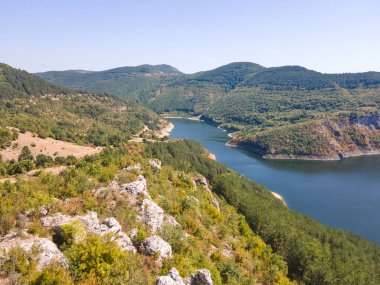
left=36, top=62, right=380, bottom=159
left=36, top=64, right=182, bottom=103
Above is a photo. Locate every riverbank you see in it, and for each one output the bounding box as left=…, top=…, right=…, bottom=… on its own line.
left=207, top=151, right=216, bottom=160
left=227, top=140, right=380, bottom=161
left=157, top=122, right=174, bottom=138
left=168, top=117, right=380, bottom=244
left=164, top=115, right=203, bottom=121
left=168, top=117, right=380, bottom=161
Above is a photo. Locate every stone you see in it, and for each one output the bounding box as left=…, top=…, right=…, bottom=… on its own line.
left=194, top=177, right=211, bottom=193
left=211, top=197, right=220, bottom=211
left=39, top=205, right=49, bottom=216
left=103, top=217, right=122, bottom=234
left=122, top=175, right=148, bottom=196
left=157, top=268, right=186, bottom=285
left=41, top=212, right=136, bottom=253
left=190, top=269, right=213, bottom=285
left=142, top=235, right=172, bottom=262
left=115, top=232, right=136, bottom=252
left=0, top=232, right=68, bottom=271
left=93, top=180, right=121, bottom=196
left=138, top=199, right=164, bottom=233
left=149, top=159, right=162, bottom=169
left=41, top=212, right=76, bottom=228
left=124, top=164, right=141, bottom=172
left=129, top=228, right=138, bottom=239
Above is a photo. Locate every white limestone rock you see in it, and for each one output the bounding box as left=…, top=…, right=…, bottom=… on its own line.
left=190, top=269, right=213, bottom=285
left=142, top=235, right=172, bottom=263
left=138, top=199, right=164, bottom=233
left=0, top=232, right=68, bottom=270
left=149, top=159, right=162, bottom=169
left=129, top=228, right=138, bottom=239
left=194, top=177, right=210, bottom=192
left=41, top=212, right=76, bottom=228
left=124, top=163, right=141, bottom=172
left=157, top=268, right=186, bottom=285
left=41, top=212, right=136, bottom=253
left=122, top=175, right=148, bottom=196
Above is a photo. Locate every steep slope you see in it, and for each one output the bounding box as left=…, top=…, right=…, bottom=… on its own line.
left=0, top=63, right=68, bottom=98
left=144, top=140, right=380, bottom=285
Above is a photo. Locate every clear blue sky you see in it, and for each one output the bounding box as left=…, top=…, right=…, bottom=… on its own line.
left=1, top=0, right=379, bottom=74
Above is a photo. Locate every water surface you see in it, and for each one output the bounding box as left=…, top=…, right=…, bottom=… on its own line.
left=169, top=118, right=380, bottom=244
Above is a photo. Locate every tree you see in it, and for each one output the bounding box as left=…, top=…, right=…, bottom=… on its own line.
left=18, top=146, right=33, bottom=161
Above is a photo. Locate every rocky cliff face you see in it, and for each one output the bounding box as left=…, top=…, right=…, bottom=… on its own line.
left=0, top=160, right=216, bottom=284
left=233, top=114, right=380, bottom=160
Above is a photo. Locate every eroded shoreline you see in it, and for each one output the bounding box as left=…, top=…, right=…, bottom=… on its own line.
left=167, top=117, right=380, bottom=161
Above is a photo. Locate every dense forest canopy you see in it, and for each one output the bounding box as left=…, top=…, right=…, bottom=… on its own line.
left=144, top=140, right=380, bottom=285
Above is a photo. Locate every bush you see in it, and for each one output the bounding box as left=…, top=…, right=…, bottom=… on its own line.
left=18, top=146, right=34, bottom=161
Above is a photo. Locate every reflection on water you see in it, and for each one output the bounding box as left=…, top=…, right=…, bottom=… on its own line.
left=169, top=118, right=380, bottom=244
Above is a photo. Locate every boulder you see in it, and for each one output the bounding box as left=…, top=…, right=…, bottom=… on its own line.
left=149, top=159, right=162, bottom=169
left=0, top=232, right=68, bottom=270
left=41, top=212, right=136, bottom=253
left=138, top=199, right=164, bottom=233
left=39, top=205, right=49, bottom=216
left=194, top=177, right=211, bottom=192
left=93, top=180, right=121, bottom=197
left=122, top=175, right=148, bottom=196
left=157, top=268, right=186, bottom=285
left=124, top=164, right=141, bottom=172
left=189, top=269, right=213, bottom=285
left=41, top=212, right=76, bottom=228
left=142, top=235, right=172, bottom=262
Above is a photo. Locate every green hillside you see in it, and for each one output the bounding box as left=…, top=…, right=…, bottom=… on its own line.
left=144, top=140, right=380, bottom=285
left=36, top=64, right=182, bottom=104
left=0, top=63, right=69, bottom=98
left=36, top=62, right=380, bottom=159
left=0, top=63, right=161, bottom=151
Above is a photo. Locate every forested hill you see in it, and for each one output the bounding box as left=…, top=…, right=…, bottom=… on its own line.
left=36, top=64, right=182, bottom=103
left=0, top=63, right=162, bottom=149
left=36, top=62, right=380, bottom=109
left=36, top=61, right=380, bottom=159
left=0, top=63, right=69, bottom=97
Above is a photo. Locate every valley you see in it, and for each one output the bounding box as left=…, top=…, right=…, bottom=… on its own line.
left=37, top=62, right=380, bottom=160
left=0, top=63, right=379, bottom=284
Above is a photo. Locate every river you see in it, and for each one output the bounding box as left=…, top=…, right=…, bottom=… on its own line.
left=169, top=118, right=380, bottom=245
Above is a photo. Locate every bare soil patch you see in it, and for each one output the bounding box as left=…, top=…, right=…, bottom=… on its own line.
left=0, top=131, right=103, bottom=162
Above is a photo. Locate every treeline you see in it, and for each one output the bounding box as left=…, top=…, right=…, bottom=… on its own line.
left=143, top=140, right=380, bottom=285
left=0, top=145, right=79, bottom=176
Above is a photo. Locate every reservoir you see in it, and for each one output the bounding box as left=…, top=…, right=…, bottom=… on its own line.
left=169, top=118, right=380, bottom=244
